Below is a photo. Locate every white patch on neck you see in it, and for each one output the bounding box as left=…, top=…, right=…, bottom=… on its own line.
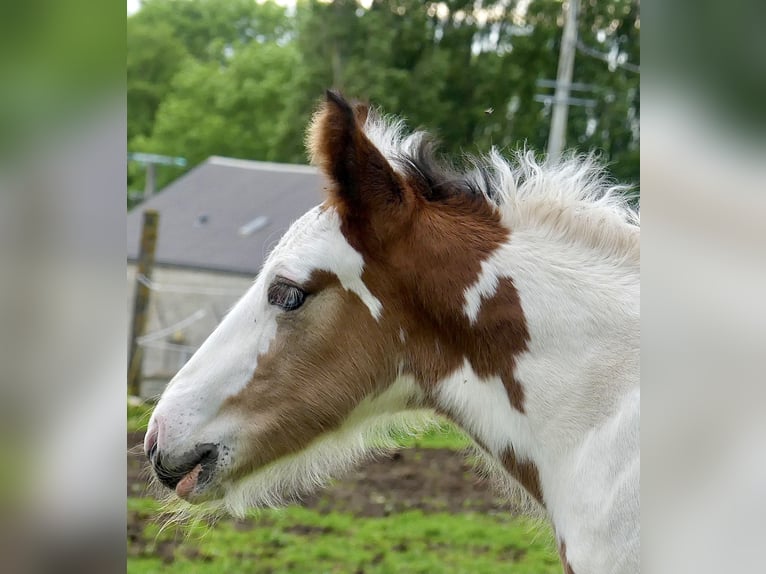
left=463, top=241, right=515, bottom=324
left=435, top=359, right=535, bottom=458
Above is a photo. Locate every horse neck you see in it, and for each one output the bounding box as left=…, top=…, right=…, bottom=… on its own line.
left=424, top=224, right=640, bottom=509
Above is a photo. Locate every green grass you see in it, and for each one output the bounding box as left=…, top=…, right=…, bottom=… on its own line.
left=128, top=498, right=559, bottom=574
left=390, top=421, right=471, bottom=450
left=127, top=407, right=551, bottom=572
left=128, top=401, right=154, bottom=433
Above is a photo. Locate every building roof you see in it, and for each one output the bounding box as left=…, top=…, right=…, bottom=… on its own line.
left=127, top=156, right=324, bottom=275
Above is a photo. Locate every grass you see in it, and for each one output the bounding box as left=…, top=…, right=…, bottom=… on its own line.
left=128, top=403, right=556, bottom=572
left=128, top=400, right=154, bottom=433
left=390, top=421, right=471, bottom=450
left=128, top=498, right=560, bottom=574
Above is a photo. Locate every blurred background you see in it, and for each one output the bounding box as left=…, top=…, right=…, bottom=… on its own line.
left=127, top=0, right=640, bottom=202
left=1, top=0, right=764, bottom=572
left=125, top=1, right=638, bottom=572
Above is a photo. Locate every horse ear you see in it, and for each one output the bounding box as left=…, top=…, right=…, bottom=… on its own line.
left=307, top=90, right=407, bottom=221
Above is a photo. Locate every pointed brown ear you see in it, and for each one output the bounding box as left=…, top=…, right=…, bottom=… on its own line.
left=307, top=90, right=407, bottom=221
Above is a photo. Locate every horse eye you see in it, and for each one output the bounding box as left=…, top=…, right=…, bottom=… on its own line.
left=267, top=281, right=306, bottom=311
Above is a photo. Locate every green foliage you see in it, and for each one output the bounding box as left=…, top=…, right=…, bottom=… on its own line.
left=128, top=0, right=640, bottom=200
left=127, top=19, right=190, bottom=142
left=128, top=0, right=298, bottom=192
left=145, top=42, right=303, bottom=166
left=133, top=0, right=293, bottom=62
left=128, top=400, right=154, bottom=433
left=391, top=420, right=471, bottom=450
left=128, top=498, right=560, bottom=573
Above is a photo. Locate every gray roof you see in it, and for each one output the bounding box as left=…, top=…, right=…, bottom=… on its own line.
left=127, top=156, right=324, bottom=274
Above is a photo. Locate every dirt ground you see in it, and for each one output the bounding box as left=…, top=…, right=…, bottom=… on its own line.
left=128, top=432, right=511, bottom=518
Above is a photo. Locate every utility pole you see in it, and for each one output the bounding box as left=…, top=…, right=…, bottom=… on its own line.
left=547, top=0, right=580, bottom=162
left=128, top=209, right=159, bottom=397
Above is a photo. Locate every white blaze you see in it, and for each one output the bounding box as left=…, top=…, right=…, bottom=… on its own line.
left=285, top=207, right=383, bottom=320
left=148, top=205, right=383, bottom=455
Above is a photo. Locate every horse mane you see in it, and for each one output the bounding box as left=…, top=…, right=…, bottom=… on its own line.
left=362, top=108, right=640, bottom=264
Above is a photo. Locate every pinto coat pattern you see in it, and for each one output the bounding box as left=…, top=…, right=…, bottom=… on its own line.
left=146, top=91, right=640, bottom=574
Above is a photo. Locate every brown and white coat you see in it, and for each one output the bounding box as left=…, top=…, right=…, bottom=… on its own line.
left=146, top=92, right=640, bottom=574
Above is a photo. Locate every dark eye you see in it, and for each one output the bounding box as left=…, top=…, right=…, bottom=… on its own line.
left=268, top=281, right=306, bottom=311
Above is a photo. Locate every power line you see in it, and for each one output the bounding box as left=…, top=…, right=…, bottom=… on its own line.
left=535, top=94, right=596, bottom=108
left=576, top=39, right=640, bottom=74
left=136, top=273, right=247, bottom=297
left=136, top=309, right=208, bottom=345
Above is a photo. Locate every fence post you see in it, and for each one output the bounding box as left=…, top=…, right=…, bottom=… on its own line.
left=128, top=209, right=159, bottom=397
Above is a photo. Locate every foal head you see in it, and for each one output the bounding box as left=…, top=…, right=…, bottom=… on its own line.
left=145, top=92, right=548, bottom=514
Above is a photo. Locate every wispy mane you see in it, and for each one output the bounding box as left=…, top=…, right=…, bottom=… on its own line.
left=363, top=108, right=640, bottom=262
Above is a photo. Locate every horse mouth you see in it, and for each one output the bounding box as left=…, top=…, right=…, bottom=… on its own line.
left=149, top=443, right=219, bottom=501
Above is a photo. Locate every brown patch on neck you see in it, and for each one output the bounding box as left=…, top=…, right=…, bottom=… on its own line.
left=558, top=541, right=576, bottom=574
left=309, top=90, right=531, bottom=416
left=308, top=91, right=537, bottom=505
left=343, top=181, right=538, bottom=497
left=472, top=276, right=529, bottom=412
left=349, top=193, right=531, bottom=413
left=500, top=447, right=544, bottom=505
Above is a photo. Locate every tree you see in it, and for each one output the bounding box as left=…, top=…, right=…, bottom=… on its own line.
left=128, top=0, right=297, bottom=193
left=128, top=0, right=640, bottom=199
left=127, top=18, right=189, bottom=142
left=133, top=0, right=292, bottom=61
left=134, top=41, right=303, bottom=187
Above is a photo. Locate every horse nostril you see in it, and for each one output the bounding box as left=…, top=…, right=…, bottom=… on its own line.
left=144, top=425, right=159, bottom=461
left=147, top=441, right=158, bottom=463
